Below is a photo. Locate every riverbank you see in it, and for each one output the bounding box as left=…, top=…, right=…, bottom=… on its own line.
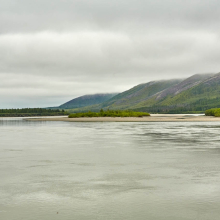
left=25, top=114, right=220, bottom=122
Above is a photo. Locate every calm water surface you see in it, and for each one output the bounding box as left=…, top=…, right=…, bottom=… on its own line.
left=1, top=118, right=220, bottom=220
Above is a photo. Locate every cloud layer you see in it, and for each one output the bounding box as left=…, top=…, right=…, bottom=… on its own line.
left=1, top=0, right=220, bottom=108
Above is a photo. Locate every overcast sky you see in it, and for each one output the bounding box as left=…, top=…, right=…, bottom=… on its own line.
left=1, top=0, right=220, bottom=108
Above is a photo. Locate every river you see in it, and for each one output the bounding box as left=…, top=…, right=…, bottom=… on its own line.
left=1, top=118, right=220, bottom=220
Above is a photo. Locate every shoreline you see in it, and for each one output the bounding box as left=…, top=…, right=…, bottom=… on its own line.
left=25, top=114, right=220, bottom=122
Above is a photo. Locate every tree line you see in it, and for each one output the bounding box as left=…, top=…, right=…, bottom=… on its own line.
left=0, top=108, right=68, bottom=117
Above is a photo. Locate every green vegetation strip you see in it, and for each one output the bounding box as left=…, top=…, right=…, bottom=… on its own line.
left=69, top=110, right=150, bottom=118
left=205, top=108, right=220, bottom=117
left=0, top=108, right=68, bottom=117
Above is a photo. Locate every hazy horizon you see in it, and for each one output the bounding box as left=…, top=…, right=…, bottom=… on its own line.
left=1, top=0, right=220, bottom=108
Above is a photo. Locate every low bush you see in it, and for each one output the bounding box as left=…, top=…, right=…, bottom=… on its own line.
left=205, top=108, right=220, bottom=117
left=69, top=110, right=150, bottom=118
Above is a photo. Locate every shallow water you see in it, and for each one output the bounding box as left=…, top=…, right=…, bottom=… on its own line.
left=1, top=118, right=220, bottom=220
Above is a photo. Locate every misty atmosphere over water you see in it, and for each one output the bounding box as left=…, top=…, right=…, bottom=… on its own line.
left=1, top=118, right=220, bottom=220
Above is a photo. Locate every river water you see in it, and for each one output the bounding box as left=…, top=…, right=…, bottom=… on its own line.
left=1, top=118, right=220, bottom=220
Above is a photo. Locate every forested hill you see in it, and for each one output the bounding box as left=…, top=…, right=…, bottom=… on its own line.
left=99, top=79, right=182, bottom=110
left=131, top=73, right=218, bottom=113
left=64, top=79, right=183, bottom=112
left=63, top=72, right=220, bottom=114
left=0, top=108, right=68, bottom=117
left=59, top=93, right=117, bottom=109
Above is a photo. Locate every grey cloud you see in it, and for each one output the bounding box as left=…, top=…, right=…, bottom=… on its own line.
left=1, top=0, right=220, bottom=33
left=0, top=0, right=220, bottom=108
left=1, top=30, right=218, bottom=75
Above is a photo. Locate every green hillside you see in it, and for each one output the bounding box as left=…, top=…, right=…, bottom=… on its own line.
left=67, top=79, right=182, bottom=112
left=100, top=79, right=182, bottom=110
left=63, top=73, right=220, bottom=114
left=132, top=73, right=220, bottom=113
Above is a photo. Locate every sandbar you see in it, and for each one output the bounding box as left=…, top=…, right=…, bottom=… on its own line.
left=25, top=114, right=220, bottom=122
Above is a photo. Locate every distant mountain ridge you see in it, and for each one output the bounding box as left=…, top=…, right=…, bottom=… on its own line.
left=100, top=79, right=182, bottom=109
left=130, top=73, right=216, bottom=112
left=58, top=72, right=220, bottom=113
left=59, top=93, right=118, bottom=109
left=154, top=74, right=213, bottom=100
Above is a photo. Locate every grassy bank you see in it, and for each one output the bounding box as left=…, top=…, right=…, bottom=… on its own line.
left=69, top=110, right=150, bottom=118
left=205, top=108, right=220, bottom=117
